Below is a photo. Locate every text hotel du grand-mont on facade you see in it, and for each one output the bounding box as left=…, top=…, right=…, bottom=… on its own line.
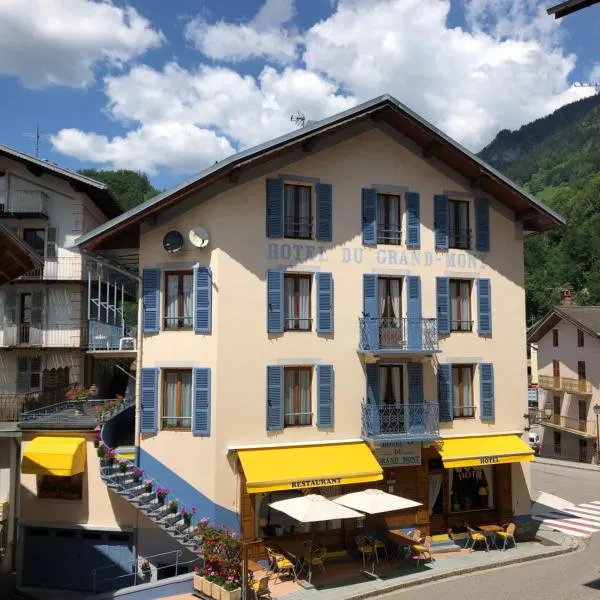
left=24, top=94, right=560, bottom=570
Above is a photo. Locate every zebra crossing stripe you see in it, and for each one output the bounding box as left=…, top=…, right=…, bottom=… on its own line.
left=532, top=513, right=598, bottom=534
left=562, top=507, right=600, bottom=522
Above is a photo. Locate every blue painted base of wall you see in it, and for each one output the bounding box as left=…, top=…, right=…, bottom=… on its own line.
left=138, top=448, right=239, bottom=532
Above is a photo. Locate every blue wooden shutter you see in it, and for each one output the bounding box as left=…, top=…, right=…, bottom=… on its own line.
left=366, top=364, right=379, bottom=404
left=407, top=276, right=422, bottom=350
left=405, top=192, right=420, bottom=249
left=316, top=272, right=333, bottom=333
left=479, top=363, right=495, bottom=420
left=142, top=268, right=160, bottom=333
left=436, top=277, right=450, bottom=335
left=316, top=183, right=332, bottom=242
left=140, top=368, right=158, bottom=433
left=475, top=198, right=490, bottom=252
left=434, top=194, right=449, bottom=250
left=266, top=366, right=284, bottom=431
left=362, top=274, right=378, bottom=350
left=266, top=178, right=283, bottom=238
left=437, top=364, right=453, bottom=422
left=407, top=363, right=424, bottom=434
left=361, top=188, right=377, bottom=244
left=192, top=368, right=211, bottom=436
left=194, top=266, right=212, bottom=334
left=317, top=364, right=334, bottom=427
left=266, top=269, right=284, bottom=333
left=477, top=278, right=492, bottom=335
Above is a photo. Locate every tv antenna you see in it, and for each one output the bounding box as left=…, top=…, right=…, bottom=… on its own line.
left=290, top=111, right=306, bottom=128
left=22, top=123, right=51, bottom=157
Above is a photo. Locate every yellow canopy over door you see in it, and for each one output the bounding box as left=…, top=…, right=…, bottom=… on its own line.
left=21, top=436, right=87, bottom=476
left=237, top=441, right=383, bottom=493
left=436, top=434, right=534, bottom=469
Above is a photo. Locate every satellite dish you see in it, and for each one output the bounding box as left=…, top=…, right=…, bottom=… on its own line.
left=163, top=230, right=184, bottom=253
left=189, top=227, right=210, bottom=248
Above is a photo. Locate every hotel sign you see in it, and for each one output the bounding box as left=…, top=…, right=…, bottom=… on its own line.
left=267, top=243, right=487, bottom=270
left=374, top=442, right=421, bottom=467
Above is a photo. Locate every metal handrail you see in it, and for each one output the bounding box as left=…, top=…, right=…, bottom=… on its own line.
left=283, top=216, right=312, bottom=239
left=92, top=549, right=195, bottom=592
left=449, top=227, right=471, bottom=249
left=377, top=224, right=402, bottom=244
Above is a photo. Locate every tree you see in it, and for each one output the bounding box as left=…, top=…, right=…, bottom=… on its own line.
left=78, top=169, right=160, bottom=211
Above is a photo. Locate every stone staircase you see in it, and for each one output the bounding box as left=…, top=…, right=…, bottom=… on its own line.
left=97, top=414, right=202, bottom=554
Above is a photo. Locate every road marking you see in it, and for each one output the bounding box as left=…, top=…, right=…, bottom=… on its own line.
left=532, top=496, right=600, bottom=538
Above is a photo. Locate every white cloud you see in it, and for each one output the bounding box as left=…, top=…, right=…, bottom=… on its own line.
left=50, top=123, right=234, bottom=175
left=51, top=0, right=594, bottom=173
left=0, top=0, right=164, bottom=87
left=184, top=0, right=299, bottom=63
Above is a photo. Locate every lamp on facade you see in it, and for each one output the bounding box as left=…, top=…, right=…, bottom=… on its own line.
left=593, top=404, right=600, bottom=464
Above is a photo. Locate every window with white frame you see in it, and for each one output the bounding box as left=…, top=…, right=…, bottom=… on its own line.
left=452, top=365, right=474, bottom=418
left=450, top=280, right=472, bottom=331
left=164, top=271, right=193, bottom=330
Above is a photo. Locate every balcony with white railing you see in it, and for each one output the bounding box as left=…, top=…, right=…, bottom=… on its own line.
left=87, top=320, right=137, bottom=352
left=1, top=189, right=50, bottom=217
left=0, top=323, right=84, bottom=348
left=358, top=317, right=439, bottom=355
left=18, top=256, right=86, bottom=281
left=361, top=402, right=440, bottom=442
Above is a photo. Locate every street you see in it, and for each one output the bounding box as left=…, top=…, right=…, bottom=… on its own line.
left=389, top=460, right=600, bottom=600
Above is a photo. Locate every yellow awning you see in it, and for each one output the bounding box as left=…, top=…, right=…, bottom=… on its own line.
left=22, top=436, right=86, bottom=476
left=238, top=442, right=383, bottom=493
left=437, top=434, right=534, bottom=469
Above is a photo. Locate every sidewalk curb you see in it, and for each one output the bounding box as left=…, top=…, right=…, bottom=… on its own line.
left=307, top=536, right=581, bottom=600
left=534, top=457, right=600, bottom=472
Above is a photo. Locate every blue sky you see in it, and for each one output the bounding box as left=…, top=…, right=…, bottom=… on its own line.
left=1, top=0, right=599, bottom=190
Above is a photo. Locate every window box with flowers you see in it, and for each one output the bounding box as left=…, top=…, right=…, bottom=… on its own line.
left=65, top=383, right=92, bottom=415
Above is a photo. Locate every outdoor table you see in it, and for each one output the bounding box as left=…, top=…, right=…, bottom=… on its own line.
left=478, top=524, right=502, bottom=549
left=248, top=560, right=264, bottom=573
left=386, top=529, right=419, bottom=563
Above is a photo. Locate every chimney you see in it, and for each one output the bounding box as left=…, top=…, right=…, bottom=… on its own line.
left=561, top=290, right=573, bottom=306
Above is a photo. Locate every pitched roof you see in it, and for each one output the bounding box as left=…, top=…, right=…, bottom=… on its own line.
left=527, top=305, right=600, bottom=342
left=75, top=94, right=565, bottom=252
left=547, top=0, right=600, bottom=18
left=0, top=223, right=42, bottom=285
left=0, top=143, right=122, bottom=219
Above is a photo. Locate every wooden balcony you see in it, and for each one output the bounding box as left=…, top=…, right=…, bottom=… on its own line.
left=531, top=409, right=598, bottom=438
left=538, top=374, right=592, bottom=395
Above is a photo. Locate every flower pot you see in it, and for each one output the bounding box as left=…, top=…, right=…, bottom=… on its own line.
left=140, top=570, right=151, bottom=582
left=202, top=578, right=213, bottom=596
left=221, top=588, right=241, bottom=600
left=193, top=575, right=206, bottom=592
left=211, top=583, right=222, bottom=600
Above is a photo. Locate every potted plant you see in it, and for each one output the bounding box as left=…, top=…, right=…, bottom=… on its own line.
left=144, top=478, right=154, bottom=494
left=193, top=566, right=207, bottom=594
left=156, top=486, right=169, bottom=504
left=211, top=573, right=225, bottom=600
left=181, top=506, right=196, bottom=528
left=131, top=467, right=145, bottom=484
left=168, top=499, right=179, bottom=514
left=118, top=459, right=129, bottom=474
left=105, top=447, right=116, bottom=466
left=65, top=383, right=91, bottom=415
left=221, top=577, right=242, bottom=600
left=139, top=559, right=151, bottom=581
left=97, top=442, right=106, bottom=459
left=92, top=426, right=101, bottom=448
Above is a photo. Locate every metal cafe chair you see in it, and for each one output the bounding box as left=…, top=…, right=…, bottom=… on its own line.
left=465, top=527, right=490, bottom=552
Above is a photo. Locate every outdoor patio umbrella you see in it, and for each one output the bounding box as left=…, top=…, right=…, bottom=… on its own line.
left=269, top=494, right=364, bottom=582
left=333, top=489, right=423, bottom=576
left=333, top=488, right=422, bottom=514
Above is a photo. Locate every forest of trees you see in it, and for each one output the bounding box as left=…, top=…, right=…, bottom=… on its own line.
left=479, top=93, right=600, bottom=324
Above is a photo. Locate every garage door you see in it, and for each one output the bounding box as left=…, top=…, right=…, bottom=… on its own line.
left=22, top=527, right=134, bottom=591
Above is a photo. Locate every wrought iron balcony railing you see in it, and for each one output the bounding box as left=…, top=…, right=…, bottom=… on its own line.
left=449, top=227, right=471, bottom=249
left=361, top=402, right=440, bottom=441
left=358, top=317, right=439, bottom=353
left=377, top=225, right=402, bottom=245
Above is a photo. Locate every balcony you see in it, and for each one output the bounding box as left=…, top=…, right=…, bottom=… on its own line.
left=530, top=408, right=597, bottom=438
left=0, top=189, right=49, bottom=218
left=358, top=317, right=439, bottom=355
left=18, top=256, right=87, bottom=282
left=361, top=403, right=440, bottom=443
left=87, top=320, right=137, bottom=352
left=449, top=227, right=471, bottom=250
left=0, top=323, right=84, bottom=348
left=283, top=216, right=312, bottom=239
left=538, top=374, right=592, bottom=395
left=0, top=389, right=64, bottom=421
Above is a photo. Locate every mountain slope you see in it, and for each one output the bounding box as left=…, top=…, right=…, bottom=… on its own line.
left=479, top=94, right=600, bottom=323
